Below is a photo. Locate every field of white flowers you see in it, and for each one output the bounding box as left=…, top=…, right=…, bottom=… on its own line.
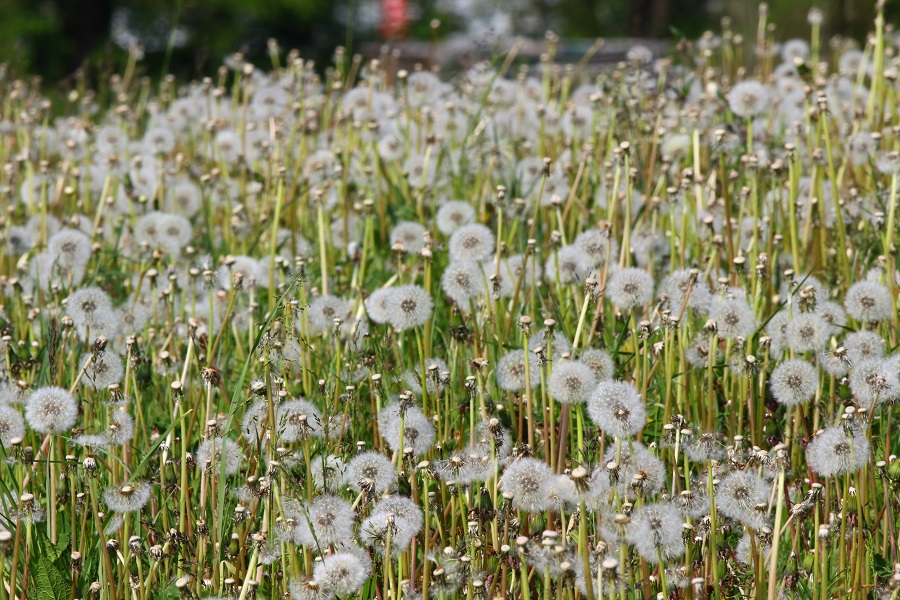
left=1, top=4, right=900, bottom=600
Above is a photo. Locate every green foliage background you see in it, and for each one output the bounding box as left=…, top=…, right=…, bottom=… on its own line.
left=0, top=0, right=884, bottom=86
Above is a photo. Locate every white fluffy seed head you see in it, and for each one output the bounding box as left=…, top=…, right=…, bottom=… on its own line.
left=587, top=381, right=647, bottom=438
left=47, top=228, right=92, bottom=270
left=580, top=349, right=615, bottom=382
left=500, top=457, right=554, bottom=513
left=785, top=312, right=828, bottom=353
left=291, top=494, right=356, bottom=548
left=441, top=260, right=484, bottom=307
left=344, top=451, right=396, bottom=494
left=547, top=360, right=597, bottom=405
left=449, top=224, right=495, bottom=262
left=385, top=285, right=433, bottom=331
left=307, top=295, right=351, bottom=335
left=25, top=386, right=78, bottom=435
left=377, top=401, right=435, bottom=457
left=849, top=357, right=900, bottom=408
left=82, top=352, right=125, bottom=391
left=574, top=228, right=618, bottom=269
left=196, top=438, right=243, bottom=475
left=607, top=267, right=655, bottom=310
left=545, top=245, right=591, bottom=285
left=276, top=398, right=324, bottom=442
left=435, top=201, right=476, bottom=235
left=627, top=502, right=685, bottom=564
left=66, top=287, right=116, bottom=340
left=769, top=359, right=818, bottom=407
left=601, top=441, right=666, bottom=499
left=103, top=481, right=153, bottom=513
left=844, top=281, right=891, bottom=323
left=710, top=296, right=757, bottom=339
left=728, top=81, right=770, bottom=118
left=495, top=350, right=539, bottom=392
left=715, top=471, right=769, bottom=529
left=0, top=404, right=25, bottom=446
left=389, top=221, right=427, bottom=254
left=843, top=330, right=886, bottom=364
left=312, top=550, right=371, bottom=597
left=806, top=424, right=871, bottom=477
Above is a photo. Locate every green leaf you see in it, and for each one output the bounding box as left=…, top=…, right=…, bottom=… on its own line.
left=30, top=538, right=70, bottom=600
left=156, top=584, right=180, bottom=600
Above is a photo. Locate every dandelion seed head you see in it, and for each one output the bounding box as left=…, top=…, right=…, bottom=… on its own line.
left=448, top=224, right=494, bottom=262
left=500, top=457, right=554, bottom=513
left=385, top=285, right=433, bottom=331
left=307, top=295, right=351, bottom=335
left=580, top=349, right=615, bottom=382
left=25, top=386, right=78, bottom=435
left=545, top=245, right=591, bottom=285
left=716, top=471, right=770, bottom=529
left=47, top=229, right=92, bottom=270
left=769, top=359, right=818, bottom=407
left=495, top=350, right=539, bottom=392
left=807, top=424, right=871, bottom=477
left=196, top=438, right=243, bottom=476
left=82, top=352, right=124, bottom=390
left=710, top=296, right=757, bottom=339
left=574, top=229, right=618, bottom=269
left=378, top=401, right=435, bottom=457
left=607, top=267, right=655, bottom=310
left=364, top=288, right=394, bottom=324
left=390, top=221, right=427, bottom=254
left=103, top=481, right=152, bottom=513
left=547, top=360, right=597, bottom=405
left=587, top=381, right=647, bottom=438
left=441, top=260, right=483, bottom=307
left=843, top=330, right=886, bottom=364
left=728, top=81, right=771, bottom=118
left=277, top=398, right=324, bottom=442
left=313, top=550, right=371, bottom=597
left=435, top=201, right=476, bottom=235
left=602, top=441, right=666, bottom=499
left=627, top=502, right=685, bottom=564
left=344, top=451, right=396, bottom=494
left=360, top=495, right=423, bottom=555
left=849, top=358, right=900, bottom=408
left=785, top=312, right=829, bottom=353
left=291, top=494, right=356, bottom=549
left=844, top=281, right=891, bottom=323
left=0, top=405, right=25, bottom=446
left=106, top=410, right=134, bottom=446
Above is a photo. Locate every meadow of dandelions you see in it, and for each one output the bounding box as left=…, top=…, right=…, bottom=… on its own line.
left=3, top=4, right=900, bottom=599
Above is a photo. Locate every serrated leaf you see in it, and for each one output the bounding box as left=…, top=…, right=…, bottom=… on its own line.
left=30, top=550, right=69, bottom=600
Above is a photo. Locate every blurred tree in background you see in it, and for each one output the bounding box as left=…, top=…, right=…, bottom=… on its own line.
left=0, top=0, right=883, bottom=85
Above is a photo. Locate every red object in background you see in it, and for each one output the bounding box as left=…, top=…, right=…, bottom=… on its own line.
left=381, top=0, right=409, bottom=38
